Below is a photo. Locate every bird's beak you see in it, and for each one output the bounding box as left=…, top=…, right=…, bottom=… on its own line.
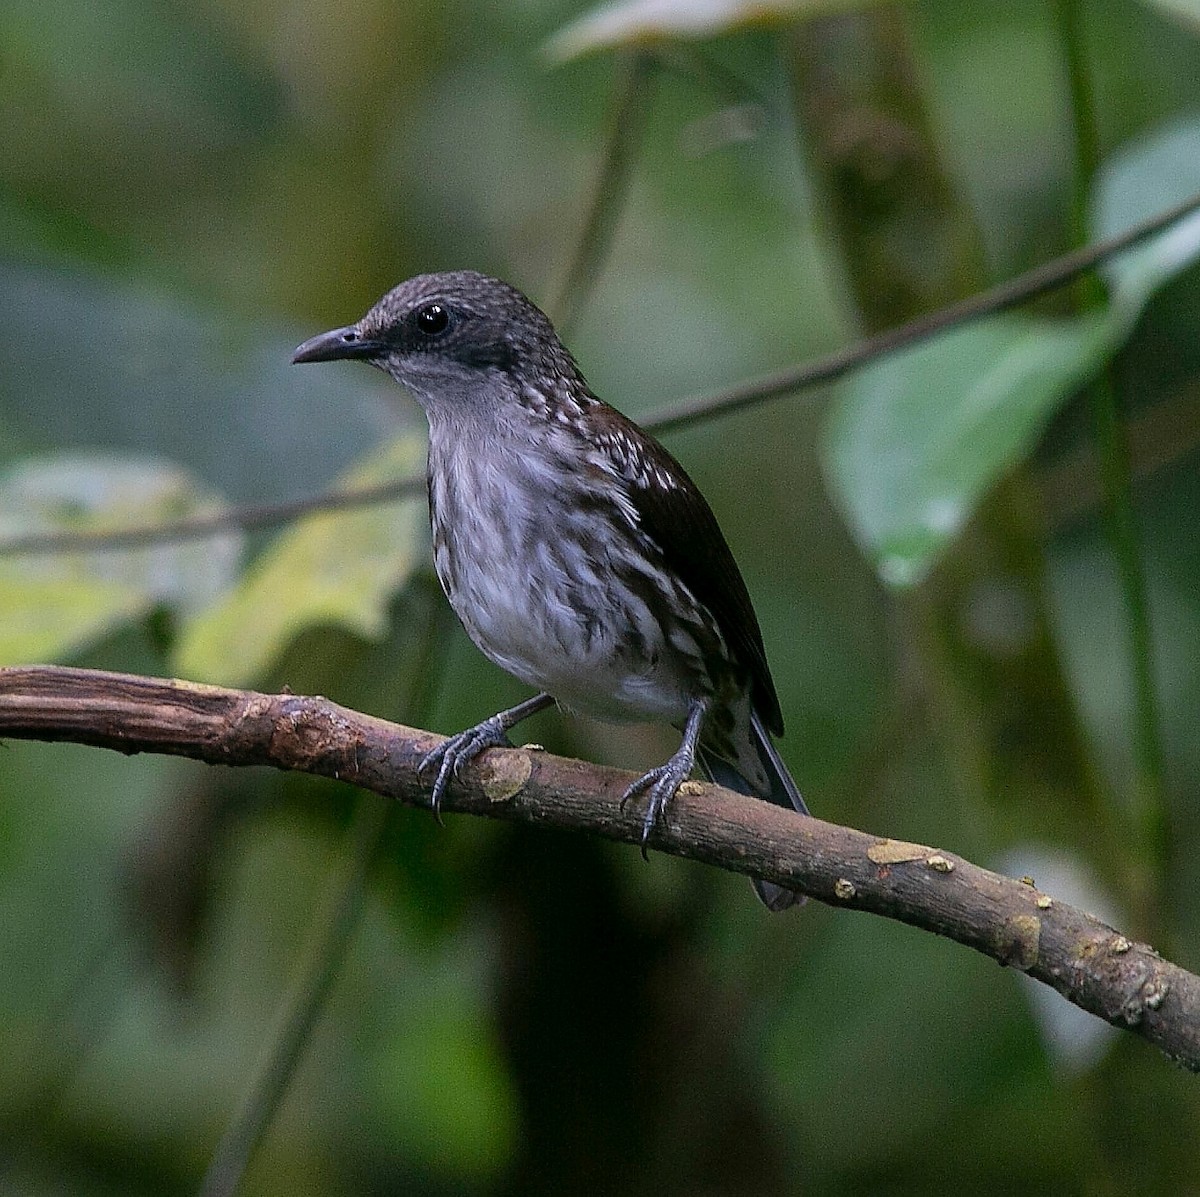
left=291, top=325, right=382, bottom=365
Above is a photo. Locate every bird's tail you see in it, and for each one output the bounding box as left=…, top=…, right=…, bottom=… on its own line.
left=698, top=711, right=808, bottom=912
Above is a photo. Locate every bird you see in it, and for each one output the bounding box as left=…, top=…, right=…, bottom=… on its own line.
left=292, top=270, right=808, bottom=910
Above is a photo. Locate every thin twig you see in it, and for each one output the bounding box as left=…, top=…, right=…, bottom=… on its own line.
left=0, top=478, right=422, bottom=556
left=647, top=187, right=1200, bottom=432
left=4, top=188, right=1200, bottom=559
left=1, top=664, right=1197, bottom=1072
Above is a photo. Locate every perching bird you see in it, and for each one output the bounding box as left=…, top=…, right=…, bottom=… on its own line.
left=292, top=271, right=808, bottom=910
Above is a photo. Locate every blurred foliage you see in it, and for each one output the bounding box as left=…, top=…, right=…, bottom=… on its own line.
left=173, top=435, right=423, bottom=686
left=0, top=453, right=241, bottom=662
left=543, top=0, right=873, bottom=62
left=827, top=122, right=1200, bottom=586
left=826, top=312, right=1110, bottom=586
left=2, top=0, right=1200, bottom=1193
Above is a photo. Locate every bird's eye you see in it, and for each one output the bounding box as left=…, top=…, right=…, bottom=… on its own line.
left=415, top=303, right=450, bottom=336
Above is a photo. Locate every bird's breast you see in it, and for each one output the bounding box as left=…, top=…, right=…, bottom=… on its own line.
left=425, top=426, right=719, bottom=723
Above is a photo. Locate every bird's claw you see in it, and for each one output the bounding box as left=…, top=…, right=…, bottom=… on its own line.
left=418, top=717, right=514, bottom=822
left=620, top=756, right=692, bottom=861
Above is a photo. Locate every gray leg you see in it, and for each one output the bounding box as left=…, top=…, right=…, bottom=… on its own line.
left=419, top=692, right=554, bottom=820
left=620, top=697, right=709, bottom=856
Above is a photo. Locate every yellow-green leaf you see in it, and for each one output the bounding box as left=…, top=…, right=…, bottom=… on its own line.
left=0, top=574, right=147, bottom=663
left=0, top=453, right=240, bottom=664
left=173, top=436, right=425, bottom=687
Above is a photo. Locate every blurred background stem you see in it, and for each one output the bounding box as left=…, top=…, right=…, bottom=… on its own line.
left=784, top=6, right=1111, bottom=874
left=553, top=52, right=657, bottom=336
left=1053, top=0, right=1169, bottom=936
left=200, top=582, right=454, bottom=1196
left=199, top=792, right=391, bottom=1197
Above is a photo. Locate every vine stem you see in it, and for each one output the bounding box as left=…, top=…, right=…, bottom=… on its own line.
left=199, top=584, right=453, bottom=1195
left=1054, top=0, right=1169, bottom=918
left=198, top=793, right=389, bottom=1197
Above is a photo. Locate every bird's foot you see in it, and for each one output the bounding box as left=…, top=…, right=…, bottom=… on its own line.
left=418, top=716, right=515, bottom=823
left=417, top=693, right=554, bottom=823
left=620, top=749, right=696, bottom=861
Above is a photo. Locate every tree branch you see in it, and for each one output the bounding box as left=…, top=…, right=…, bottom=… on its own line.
left=1, top=664, right=1196, bottom=1070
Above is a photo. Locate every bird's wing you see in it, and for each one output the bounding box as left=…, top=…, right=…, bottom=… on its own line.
left=581, top=402, right=784, bottom=736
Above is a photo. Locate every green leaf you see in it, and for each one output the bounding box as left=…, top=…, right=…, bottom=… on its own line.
left=0, top=574, right=146, bottom=664
left=173, top=436, right=425, bottom=687
left=1093, top=119, right=1200, bottom=323
left=543, top=0, right=877, bottom=63
left=1131, top=0, right=1200, bottom=33
left=824, top=116, right=1200, bottom=589
left=0, top=453, right=240, bottom=664
left=824, top=315, right=1110, bottom=588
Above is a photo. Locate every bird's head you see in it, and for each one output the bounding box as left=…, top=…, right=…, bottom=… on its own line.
left=291, top=271, right=579, bottom=411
